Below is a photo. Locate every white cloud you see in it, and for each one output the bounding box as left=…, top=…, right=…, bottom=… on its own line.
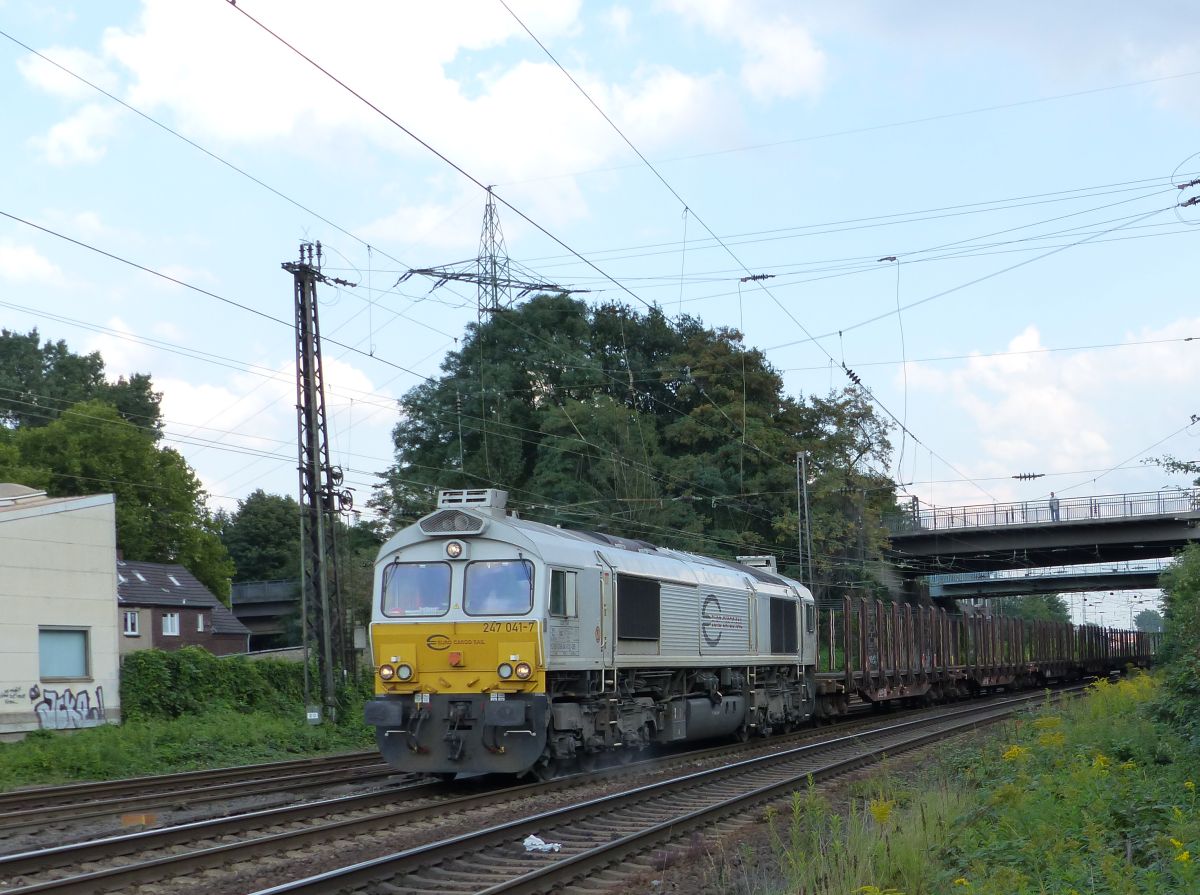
left=17, top=45, right=119, bottom=100
left=662, top=0, right=826, bottom=101
left=81, top=317, right=153, bottom=374
left=0, top=242, right=64, bottom=284
left=27, top=1, right=730, bottom=226
left=605, top=6, right=632, bottom=39
left=904, top=321, right=1200, bottom=505
left=30, top=103, right=121, bottom=165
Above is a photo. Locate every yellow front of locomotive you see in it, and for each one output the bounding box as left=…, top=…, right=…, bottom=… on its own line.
left=363, top=494, right=550, bottom=776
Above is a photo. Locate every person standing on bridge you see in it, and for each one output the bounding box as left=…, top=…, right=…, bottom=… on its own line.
left=1049, top=492, right=1060, bottom=521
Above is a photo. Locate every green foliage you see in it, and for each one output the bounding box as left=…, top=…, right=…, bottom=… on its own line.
left=217, top=489, right=303, bottom=582
left=1154, top=544, right=1200, bottom=744
left=994, top=594, right=1071, bottom=623
left=0, top=399, right=234, bottom=599
left=120, top=647, right=375, bottom=732
left=937, top=675, right=1199, bottom=894
left=758, top=674, right=1200, bottom=894
left=0, top=708, right=373, bottom=790
left=120, top=647, right=307, bottom=720
left=1136, top=608, right=1164, bottom=633
left=0, top=328, right=162, bottom=435
left=372, top=295, right=894, bottom=599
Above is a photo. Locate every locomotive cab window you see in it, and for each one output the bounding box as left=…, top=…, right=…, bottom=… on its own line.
left=382, top=561, right=451, bottom=617
left=465, top=560, right=533, bottom=616
left=549, top=569, right=577, bottom=617
left=805, top=602, right=816, bottom=633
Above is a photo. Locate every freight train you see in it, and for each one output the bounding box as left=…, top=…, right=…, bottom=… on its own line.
left=363, top=489, right=1156, bottom=778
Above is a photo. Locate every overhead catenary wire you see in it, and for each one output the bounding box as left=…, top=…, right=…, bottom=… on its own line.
left=494, top=69, right=1200, bottom=186
left=221, top=0, right=653, bottom=312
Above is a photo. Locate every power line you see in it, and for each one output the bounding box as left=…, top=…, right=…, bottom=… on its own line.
left=496, top=69, right=1200, bottom=185
left=221, top=0, right=654, bottom=312
left=767, top=203, right=1176, bottom=353
left=499, top=0, right=996, bottom=502
left=0, top=208, right=436, bottom=383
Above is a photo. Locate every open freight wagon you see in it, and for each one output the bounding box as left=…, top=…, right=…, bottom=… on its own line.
left=812, top=596, right=1159, bottom=718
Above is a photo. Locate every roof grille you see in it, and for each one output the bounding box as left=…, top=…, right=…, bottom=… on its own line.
left=438, top=488, right=507, bottom=510
left=420, top=509, right=486, bottom=536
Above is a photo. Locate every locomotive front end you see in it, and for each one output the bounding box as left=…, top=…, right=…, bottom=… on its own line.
left=364, top=491, right=550, bottom=776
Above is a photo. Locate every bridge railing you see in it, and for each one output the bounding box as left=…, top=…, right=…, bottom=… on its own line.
left=887, top=487, right=1200, bottom=534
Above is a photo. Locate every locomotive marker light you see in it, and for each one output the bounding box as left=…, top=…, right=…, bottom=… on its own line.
left=396, top=664, right=414, bottom=681
left=446, top=540, right=464, bottom=558
left=515, top=662, right=533, bottom=680
left=378, top=664, right=395, bottom=681
left=498, top=663, right=514, bottom=679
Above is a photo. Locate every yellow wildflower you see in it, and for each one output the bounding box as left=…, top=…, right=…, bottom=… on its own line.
left=1176, top=851, right=1191, bottom=863
left=868, top=798, right=896, bottom=825
left=1037, top=732, right=1066, bottom=749
left=1186, top=780, right=1196, bottom=792
left=953, top=879, right=970, bottom=887
left=1002, top=745, right=1029, bottom=761
left=1092, top=753, right=1110, bottom=770
left=1171, top=838, right=1183, bottom=849
left=1119, top=760, right=1136, bottom=770
left=1032, top=716, right=1062, bottom=729
left=1175, top=806, right=1185, bottom=820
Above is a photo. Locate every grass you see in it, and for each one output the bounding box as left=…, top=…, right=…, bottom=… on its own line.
left=0, top=708, right=375, bottom=790
left=758, top=673, right=1199, bottom=894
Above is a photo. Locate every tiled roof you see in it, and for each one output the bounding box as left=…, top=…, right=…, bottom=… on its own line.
left=117, top=560, right=249, bottom=636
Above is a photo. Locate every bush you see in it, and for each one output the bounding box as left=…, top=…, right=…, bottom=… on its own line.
left=1155, top=545, right=1200, bottom=745
left=120, top=647, right=308, bottom=721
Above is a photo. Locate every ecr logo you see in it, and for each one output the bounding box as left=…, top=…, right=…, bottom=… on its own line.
left=702, top=595, right=722, bottom=646
left=426, top=634, right=451, bottom=651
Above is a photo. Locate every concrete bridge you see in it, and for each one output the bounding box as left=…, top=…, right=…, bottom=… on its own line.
left=927, top=558, right=1170, bottom=600
left=886, top=487, right=1200, bottom=576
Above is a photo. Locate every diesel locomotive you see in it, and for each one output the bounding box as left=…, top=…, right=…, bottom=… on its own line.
left=363, top=488, right=818, bottom=777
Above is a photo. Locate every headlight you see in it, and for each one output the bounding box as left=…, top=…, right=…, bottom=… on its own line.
left=515, top=662, right=532, bottom=680
left=396, top=664, right=414, bottom=681
left=497, top=662, right=514, bottom=679
left=446, top=540, right=463, bottom=558
left=378, top=664, right=395, bottom=681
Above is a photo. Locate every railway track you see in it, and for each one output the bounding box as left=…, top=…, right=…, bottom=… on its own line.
left=248, top=688, right=1069, bottom=895
left=0, top=688, right=1072, bottom=894
left=0, top=751, right=391, bottom=833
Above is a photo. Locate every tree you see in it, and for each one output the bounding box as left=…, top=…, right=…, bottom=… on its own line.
left=994, top=594, right=1071, bottom=623
left=1153, top=545, right=1200, bottom=743
left=372, top=295, right=895, bottom=599
left=218, top=490, right=302, bottom=582
left=0, top=329, right=162, bottom=436
left=0, top=399, right=234, bottom=599
left=1134, top=608, right=1163, bottom=633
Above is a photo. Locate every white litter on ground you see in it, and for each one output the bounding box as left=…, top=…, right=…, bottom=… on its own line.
left=523, top=834, right=562, bottom=853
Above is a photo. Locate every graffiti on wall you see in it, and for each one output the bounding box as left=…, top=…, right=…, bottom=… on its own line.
left=0, top=686, right=24, bottom=704
left=27, top=684, right=107, bottom=729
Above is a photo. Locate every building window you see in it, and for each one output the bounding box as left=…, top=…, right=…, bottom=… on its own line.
left=123, top=611, right=140, bottom=636
left=549, top=569, right=577, bottom=617
left=39, top=628, right=90, bottom=679
left=163, top=612, right=180, bottom=636
left=197, top=613, right=205, bottom=633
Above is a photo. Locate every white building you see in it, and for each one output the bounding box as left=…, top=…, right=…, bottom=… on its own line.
left=0, top=484, right=121, bottom=737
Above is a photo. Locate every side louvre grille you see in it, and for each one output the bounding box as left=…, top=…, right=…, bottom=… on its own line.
left=419, top=509, right=485, bottom=535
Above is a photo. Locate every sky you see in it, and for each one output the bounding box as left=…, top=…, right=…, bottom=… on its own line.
left=3, top=1, right=1199, bottom=620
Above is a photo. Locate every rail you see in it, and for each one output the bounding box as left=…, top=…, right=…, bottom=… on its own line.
left=887, top=487, right=1200, bottom=534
